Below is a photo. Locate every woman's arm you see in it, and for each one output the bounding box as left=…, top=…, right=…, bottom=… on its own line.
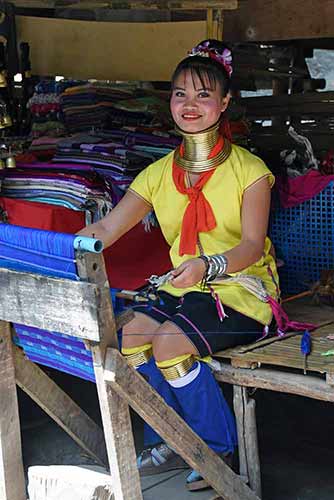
left=171, top=177, right=271, bottom=287
left=223, top=176, right=271, bottom=272
left=77, top=190, right=152, bottom=248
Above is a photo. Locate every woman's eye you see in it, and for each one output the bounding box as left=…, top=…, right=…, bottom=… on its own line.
left=175, top=91, right=185, bottom=97
left=199, top=91, right=210, bottom=98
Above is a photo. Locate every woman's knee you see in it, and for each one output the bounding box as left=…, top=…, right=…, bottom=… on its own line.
left=152, top=321, right=198, bottom=362
left=122, top=312, right=160, bottom=348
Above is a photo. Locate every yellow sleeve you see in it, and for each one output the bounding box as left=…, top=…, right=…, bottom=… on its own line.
left=128, top=166, right=153, bottom=207
left=236, top=146, right=275, bottom=192
left=128, top=151, right=174, bottom=206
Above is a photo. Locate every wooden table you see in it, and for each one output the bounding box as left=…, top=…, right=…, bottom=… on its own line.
left=213, top=297, right=334, bottom=498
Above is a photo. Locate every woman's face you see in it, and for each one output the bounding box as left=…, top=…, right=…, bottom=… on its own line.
left=170, top=69, right=230, bottom=133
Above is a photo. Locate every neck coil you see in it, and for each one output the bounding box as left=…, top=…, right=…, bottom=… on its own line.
left=174, top=120, right=231, bottom=173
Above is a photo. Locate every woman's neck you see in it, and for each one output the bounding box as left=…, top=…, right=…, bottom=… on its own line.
left=174, top=120, right=231, bottom=173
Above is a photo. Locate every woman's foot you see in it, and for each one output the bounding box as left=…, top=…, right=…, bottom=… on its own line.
left=186, top=452, right=233, bottom=491
left=137, top=443, right=189, bottom=476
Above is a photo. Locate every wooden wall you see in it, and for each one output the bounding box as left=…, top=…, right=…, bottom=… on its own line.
left=16, top=16, right=207, bottom=81
left=224, top=0, right=334, bottom=42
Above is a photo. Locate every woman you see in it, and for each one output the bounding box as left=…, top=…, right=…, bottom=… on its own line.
left=78, top=39, right=279, bottom=491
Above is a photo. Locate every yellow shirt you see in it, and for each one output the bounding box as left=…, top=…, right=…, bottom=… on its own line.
left=129, top=144, right=279, bottom=325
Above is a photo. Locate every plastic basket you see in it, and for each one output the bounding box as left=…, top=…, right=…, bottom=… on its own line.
left=269, top=181, right=334, bottom=295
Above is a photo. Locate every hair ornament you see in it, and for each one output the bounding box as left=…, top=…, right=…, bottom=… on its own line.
left=188, top=40, right=233, bottom=77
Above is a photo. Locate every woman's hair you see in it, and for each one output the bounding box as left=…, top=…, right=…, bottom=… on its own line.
left=171, top=39, right=232, bottom=97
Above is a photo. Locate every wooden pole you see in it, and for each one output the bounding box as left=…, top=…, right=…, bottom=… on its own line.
left=207, top=7, right=214, bottom=38
left=216, top=9, right=224, bottom=40
left=0, top=321, right=26, bottom=500
left=233, top=386, right=262, bottom=498
left=76, top=252, right=143, bottom=500
left=14, top=345, right=108, bottom=467
left=214, top=362, right=334, bottom=402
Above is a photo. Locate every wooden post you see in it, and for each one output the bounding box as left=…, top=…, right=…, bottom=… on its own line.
left=14, top=345, right=108, bottom=467
left=233, top=386, right=261, bottom=498
left=207, top=8, right=214, bottom=38
left=76, top=252, right=143, bottom=500
left=215, top=9, right=224, bottom=40
left=0, top=321, right=26, bottom=500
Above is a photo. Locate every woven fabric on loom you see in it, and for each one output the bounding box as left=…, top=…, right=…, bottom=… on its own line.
left=0, top=223, right=125, bottom=382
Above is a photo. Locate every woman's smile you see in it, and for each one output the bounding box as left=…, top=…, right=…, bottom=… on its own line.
left=182, top=112, right=202, bottom=120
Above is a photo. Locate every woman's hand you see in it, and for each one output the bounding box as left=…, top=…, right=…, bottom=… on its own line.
left=170, top=258, right=206, bottom=288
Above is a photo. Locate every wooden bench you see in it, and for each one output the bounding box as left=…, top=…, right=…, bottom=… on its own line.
left=212, top=297, right=334, bottom=498
left=0, top=226, right=259, bottom=500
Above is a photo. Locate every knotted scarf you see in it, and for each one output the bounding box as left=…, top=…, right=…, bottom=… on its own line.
left=172, top=136, right=225, bottom=255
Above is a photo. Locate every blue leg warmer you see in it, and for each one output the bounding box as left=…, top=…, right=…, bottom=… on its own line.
left=168, top=361, right=237, bottom=454
left=137, top=357, right=183, bottom=446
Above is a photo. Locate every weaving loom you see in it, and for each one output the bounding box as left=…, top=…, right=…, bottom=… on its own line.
left=0, top=223, right=121, bottom=382
left=0, top=223, right=255, bottom=500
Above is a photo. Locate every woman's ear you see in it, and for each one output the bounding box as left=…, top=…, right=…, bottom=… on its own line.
left=221, top=93, right=231, bottom=113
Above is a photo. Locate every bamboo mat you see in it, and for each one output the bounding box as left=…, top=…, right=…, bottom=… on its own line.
left=214, top=298, right=334, bottom=375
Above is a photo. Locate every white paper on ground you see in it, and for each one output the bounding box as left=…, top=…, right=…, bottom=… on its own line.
left=27, top=465, right=113, bottom=500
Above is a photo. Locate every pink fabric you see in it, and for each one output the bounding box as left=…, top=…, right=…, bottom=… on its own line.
left=267, top=296, right=317, bottom=335
left=276, top=169, right=334, bottom=208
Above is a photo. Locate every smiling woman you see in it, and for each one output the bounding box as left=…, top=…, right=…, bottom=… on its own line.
left=77, top=38, right=279, bottom=493
left=170, top=40, right=231, bottom=134
left=170, top=71, right=229, bottom=133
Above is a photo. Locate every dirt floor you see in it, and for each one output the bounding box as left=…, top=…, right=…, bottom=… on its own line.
left=20, top=369, right=334, bottom=500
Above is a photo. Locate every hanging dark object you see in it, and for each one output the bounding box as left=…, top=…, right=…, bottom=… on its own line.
left=0, top=2, right=19, bottom=76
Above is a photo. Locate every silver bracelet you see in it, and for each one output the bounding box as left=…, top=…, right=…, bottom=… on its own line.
left=205, top=254, right=228, bottom=282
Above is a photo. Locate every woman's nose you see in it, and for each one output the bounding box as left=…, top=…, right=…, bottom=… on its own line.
left=184, top=95, right=196, bottom=107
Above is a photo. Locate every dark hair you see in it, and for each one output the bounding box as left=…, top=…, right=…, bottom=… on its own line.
left=171, top=40, right=232, bottom=97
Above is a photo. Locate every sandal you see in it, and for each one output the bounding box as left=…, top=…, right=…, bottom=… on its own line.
left=186, top=452, right=233, bottom=491
left=137, top=443, right=189, bottom=476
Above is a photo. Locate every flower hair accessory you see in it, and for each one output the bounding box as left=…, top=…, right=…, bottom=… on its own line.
left=188, top=40, right=233, bottom=77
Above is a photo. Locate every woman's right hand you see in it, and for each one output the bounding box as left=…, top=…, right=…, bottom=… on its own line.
left=169, top=257, right=206, bottom=288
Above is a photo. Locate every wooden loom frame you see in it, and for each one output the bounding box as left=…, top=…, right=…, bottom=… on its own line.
left=0, top=250, right=260, bottom=500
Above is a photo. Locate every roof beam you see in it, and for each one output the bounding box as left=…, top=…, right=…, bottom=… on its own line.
left=11, top=1, right=238, bottom=10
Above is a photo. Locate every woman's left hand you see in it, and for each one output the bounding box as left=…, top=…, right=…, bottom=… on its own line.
left=170, top=258, right=206, bottom=288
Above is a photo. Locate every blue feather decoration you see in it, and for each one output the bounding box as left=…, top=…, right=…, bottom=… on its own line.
left=301, top=330, right=312, bottom=374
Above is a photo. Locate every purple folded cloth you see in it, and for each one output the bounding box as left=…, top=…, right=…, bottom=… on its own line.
left=17, top=161, right=95, bottom=171
left=276, top=169, right=334, bottom=208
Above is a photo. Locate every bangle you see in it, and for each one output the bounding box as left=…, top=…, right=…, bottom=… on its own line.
left=206, top=254, right=228, bottom=282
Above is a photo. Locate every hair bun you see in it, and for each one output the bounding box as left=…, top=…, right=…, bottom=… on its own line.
left=188, top=39, right=233, bottom=77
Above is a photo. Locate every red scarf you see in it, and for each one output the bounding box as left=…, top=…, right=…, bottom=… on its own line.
left=172, top=136, right=225, bottom=256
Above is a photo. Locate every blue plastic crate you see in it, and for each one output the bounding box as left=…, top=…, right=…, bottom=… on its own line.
left=269, top=181, right=334, bottom=295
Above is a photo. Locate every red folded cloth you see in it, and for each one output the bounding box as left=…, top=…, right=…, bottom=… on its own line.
left=0, top=197, right=171, bottom=290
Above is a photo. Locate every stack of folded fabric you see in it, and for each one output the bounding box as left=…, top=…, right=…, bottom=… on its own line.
left=28, top=91, right=64, bottom=137
left=60, top=83, right=133, bottom=133
left=60, top=83, right=173, bottom=133
left=27, top=79, right=86, bottom=137
left=0, top=167, right=112, bottom=223
left=27, top=136, right=63, bottom=161
left=52, top=129, right=180, bottom=203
